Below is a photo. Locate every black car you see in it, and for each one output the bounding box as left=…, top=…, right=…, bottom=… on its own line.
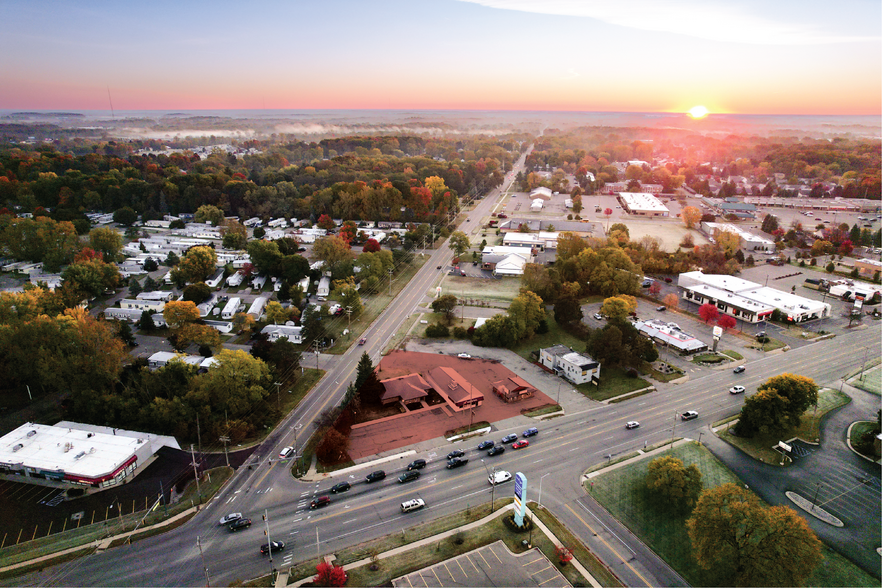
left=487, top=446, right=505, bottom=457
left=398, top=470, right=420, bottom=483
left=446, top=449, right=465, bottom=460
left=365, top=470, right=386, bottom=483
left=477, top=440, right=494, bottom=451
left=330, top=481, right=351, bottom=494
left=407, top=459, right=427, bottom=471
left=500, top=434, right=517, bottom=444
left=260, top=541, right=285, bottom=555
left=228, top=518, right=252, bottom=531
left=446, top=457, right=469, bottom=469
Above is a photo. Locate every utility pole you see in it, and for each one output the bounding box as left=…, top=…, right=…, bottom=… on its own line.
left=293, top=423, right=302, bottom=476
left=274, top=381, right=281, bottom=411
left=263, top=510, right=274, bottom=575
left=219, top=436, right=230, bottom=467
left=197, top=536, right=211, bottom=587
left=190, top=444, right=202, bottom=506
left=388, top=268, right=393, bottom=295
left=345, top=306, right=352, bottom=328
left=196, top=413, right=202, bottom=454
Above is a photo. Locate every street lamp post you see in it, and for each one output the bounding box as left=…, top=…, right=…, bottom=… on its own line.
left=481, top=459, right=497, bottom=513
left=538, top=473, right=551, bottom=510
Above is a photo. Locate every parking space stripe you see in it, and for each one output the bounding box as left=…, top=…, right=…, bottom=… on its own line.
left=442, top=561, right=455, bottom=580
left=466, top=553, right=479, bottom=573
left=455, top=556, right=467, bottom=576
left=538, top=573, right=560, bottom=585
left=487, top=544, right=502, bottom=563
left=477, top=549, right=492, bottom=568
left=431, top=567, right=441, bottom=586
left=522, top=556, right=545, bottom=566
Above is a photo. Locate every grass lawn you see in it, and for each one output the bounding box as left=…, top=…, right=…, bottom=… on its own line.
left=585, top=443, right=877, bottom=587
left=849, top=421, right=878, bottom=458
left=436, top=275, right=521, bottom=303
left=578, top=366, right=651, bottom=402
left=524, top=404, right=561, bottom=417
left=509, top=316, right=586, bottom=362
left=691, top=353, right=727, bottom=364
left=745, top=337, right=786, bottom=352
left=722, top=349, right=743, bottom=360
left=718, top=388, right=851, bottom=464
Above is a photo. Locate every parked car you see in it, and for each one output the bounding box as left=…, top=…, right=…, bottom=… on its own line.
left=656, top=306, right=666, bottom=311
left=593, top=313, right=603, bottom=320
left=729, top=385, right=745, bottom=394
left=329, top=482, right=351, bottom=494
left=310, top=496, right=331, bottom=510
left=501, top=433, right=518, bottom=444
left=512, top=440, right=529, bottom=450
left=477, top=440, right=494, bottom=451
left=218, top=513, right=242, bottom=526
left=279, top=446, right=294, bottom=459
left=446, top=457, right=469, bottom=469
left=365, top=470, right=386, bottom=483
left=625, top=421, right=640, bottom=429
left=228, top=518, right=252, bottom=531
left=680, top=411, right=699, bottom=421
left=398, top=470, right=420, bottom=484
left=497, top=213, right=508, bottom=219
left=407, top=459, right=427, bottom=471
left=457, top=353, right=472, bottom=359
left=522, top=427, right=539, bottom=437
left=489, top=470, right=512, bottom=485
left=260, top=541, right=285, bottom=555
left=446, top=449, right=465, bottom=459
left=487, top=446, right=505, bottom=457
left=733, top=365, right=746, bottom=374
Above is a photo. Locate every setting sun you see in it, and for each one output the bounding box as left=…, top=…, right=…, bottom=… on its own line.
left=688, top=105, right=709, bottom=119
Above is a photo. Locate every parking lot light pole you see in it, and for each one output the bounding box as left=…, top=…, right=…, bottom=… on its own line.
left=538, top=473, right=551, bottom=509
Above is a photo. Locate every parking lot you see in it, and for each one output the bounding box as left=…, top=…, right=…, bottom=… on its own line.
left=392, top=541, right=569, bottom=588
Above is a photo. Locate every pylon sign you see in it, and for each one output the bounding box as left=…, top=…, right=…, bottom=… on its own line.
left=513, top=472, right=527, bottom=527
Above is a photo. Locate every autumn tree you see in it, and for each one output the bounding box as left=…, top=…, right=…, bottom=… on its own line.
left=338, top=284, right=362, bottom=317
left=88, top=227, right=123, bottom=261
left=646, top=456, right=703, bottom=512
left=163, top=300, right=201, bottom=329
left=316, top=214, right=336, bottom=231
left=182, top=282, right=211, bottom=304
left=194, top=204, right=224, bottom=226
left=265, top=301, right=296, bottom=324
left=189, top=349, right=272, bottom=426
left=698, top=303, right=719, bottom=323
left=362, top=238, right=381, bottom=253
left=601, top=295, right=637, bottom=321
left=171, top=246, right=217, bottom=285
left=316, top=428, right=350, bottom=466
left=61, top=258, right=121, bottom=297
left=687, top=484, right=822, bottom=587
left=717, top=314, right=736, bottom=330
left=175, top=323, right=221, bottom=351
left=339, top=220, right=358, bottom=245
left=113, top=206, right=138, bottom=226
left=714, top=229, right=741, bottom=257
left=681, top=206, right=701, bottom=229
left=220, top=219, right=248, bottom=250
left=507, top=291, right=545, bottom=340
left=663, top=293, right=679, bottom=309
left=313, top=560, right=348, bottom=587
left=448, top=231, right=470, bottom=258
left=231, top=312, right=256, bottom=334
left=431, top=294, right=459, bottom=325
left=313, top=235, right=354, bottom=276
left=735, top=374, right=819, bottom=437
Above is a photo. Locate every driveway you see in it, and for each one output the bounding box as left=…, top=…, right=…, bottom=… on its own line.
left=701, top=382, right=881, bottom=576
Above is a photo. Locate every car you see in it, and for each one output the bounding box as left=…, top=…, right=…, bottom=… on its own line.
left=497, top=213, right=508, bottom=219
left=359, top=337, right=366, bottom=345
left=260, top=541, right=285, bottom=555
left=625, top=421, right=640, bottom=429
left=512, top=440, right=529, bottom=450
left=446, top=457, right=469, bottom=469
left=446, top=449, right=465, bottom=459
left=733, top=365, right=746, bottom=374
left=522, top=427, right=538, bottom=437
left=400, top=498, right=426, bottom=513
left=755, top=331, right=766, bottom=339
left=457, top=353, right=472, bottom=359
left=460, top=270, right=466, bottom=276
left=656, top=306, right=666, bottom=311
left=329, top=481, right=351, bottom=494
left=593, top=313, right=603, bottom=320
left=310, top=496, right=331, bottom=509
left=365, top=470, right=386, bottom=483
left=398, top=470, right=420, bottom=483
left=407, top=459, right=427, bottom=470
left=680, top=411, right=699, bottom=421
left=477, top=440, right=494, bottom=451
left=218, top=512, right=242, bottom=526
left=436, top=265, right=442, bottom=269
left=487, top=446, right=505, bottom=457
left=228, top=517, right=252, bottom=531
left=489, top=470, right=512, bottom=485
left=278, top=446, right=294, bottom=459
left=642, top=279, right=653, bottom=288
left=729, top=385, right=746, bottom=394
left=501, top=434, right=518, bottom=444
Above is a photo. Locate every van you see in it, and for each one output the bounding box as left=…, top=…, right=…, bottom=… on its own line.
left=400, top=498, right=426, bottom=513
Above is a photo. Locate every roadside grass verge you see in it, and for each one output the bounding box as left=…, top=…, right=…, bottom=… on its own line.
left=446, top=421, right=490, bottom=437
left=523, top=404, right=561, bottom=417
left=585, top=442, right=877, bottom=587
left=722, top=349, right=743, bottom=360
left=576, top=366, right=651, bottom=402
left=745, top=337, right=786, bottom=352
left=849, top=421, right=878, bottom=457
left=717, top=388, right=851, bottom=464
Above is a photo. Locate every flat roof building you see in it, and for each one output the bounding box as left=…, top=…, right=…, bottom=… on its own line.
left=635, top=320, right=708, bottom=354
left=618, top=193, right=669, bottom=217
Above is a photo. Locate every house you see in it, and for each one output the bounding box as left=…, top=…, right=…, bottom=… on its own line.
left=491, top=376, right=537, bottom=403
left=247, top=296, right=269, bottom=320
left=539, top=345, right=600, bottom=385
left=226, top=271, right=244, bottom=287
left=317, top=276, right=331, bottom=297
left=854, top=258, right=882, bottom=279
left=136, top=291, right=176, bottom=302
left=296, top=277, right=310, bottom=293
left=530, top=199, right=544, bottom=212
left=221, top=297, right=241, bottom=320
left=425, top=367, right=483, bottom=409
left=119, top=298, right=165, bottom=312
left=103, top=308, right=145, bottom=323
left=261, top=324, right=303, bottom=344
left=205, top=269, right=225, bottom=289
left=379, top=374, right=433, bottom=406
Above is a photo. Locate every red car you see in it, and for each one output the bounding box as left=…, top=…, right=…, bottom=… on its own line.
left=512, top=440, right=529, bottom=450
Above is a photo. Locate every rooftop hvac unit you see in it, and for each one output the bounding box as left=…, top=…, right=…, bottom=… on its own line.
left=26, top=430, right=37, bottom=438
left=74, top=451, right=86, bottom=460
left=12, top=443, right=23, bottom=452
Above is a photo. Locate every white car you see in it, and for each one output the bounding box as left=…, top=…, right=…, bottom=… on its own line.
left=279, top=446, right=294, bottom=458
left=489, top=470, right=512, bottom=485
left=218, top=512, right=242, bottom=526
left=625, top=421, right=640, bottom=429
left=457, top=353, right=472, bottom=359
left=729, top=386, right=745, bottom=395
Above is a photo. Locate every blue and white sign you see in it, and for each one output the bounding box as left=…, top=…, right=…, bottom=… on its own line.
left=513, top=472, right=527, bottom=527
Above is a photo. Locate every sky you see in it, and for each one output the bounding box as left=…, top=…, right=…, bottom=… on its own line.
left=0, top=0, right=879, bottom=115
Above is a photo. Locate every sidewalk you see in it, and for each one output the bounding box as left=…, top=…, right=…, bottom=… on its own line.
left=286, top=503, right=600, bottom=587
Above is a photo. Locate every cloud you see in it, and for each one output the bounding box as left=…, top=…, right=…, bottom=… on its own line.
left=455, top=0, right=879, bottom=45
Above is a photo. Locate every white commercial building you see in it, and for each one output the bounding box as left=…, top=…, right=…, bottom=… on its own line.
left=539, top=345, right=600, bottom=385
left=635, top=320, right=708, bottom=354
left=678, top=271, right=830, bottom=323
left=0, top=422, right=179, bottom=491
left=619, top=193, right=669, bottom=217
left=701, top=222, right=775, bottom=251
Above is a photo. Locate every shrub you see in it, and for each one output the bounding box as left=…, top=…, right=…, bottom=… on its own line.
left=453, top=326, right=468, bottom=339
left=425, top=323, right=450, bottom=338
left=536, top=319, right=549, bottom=334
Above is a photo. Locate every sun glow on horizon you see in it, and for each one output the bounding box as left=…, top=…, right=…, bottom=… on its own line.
left=688, top=105, right=710, bottom=119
